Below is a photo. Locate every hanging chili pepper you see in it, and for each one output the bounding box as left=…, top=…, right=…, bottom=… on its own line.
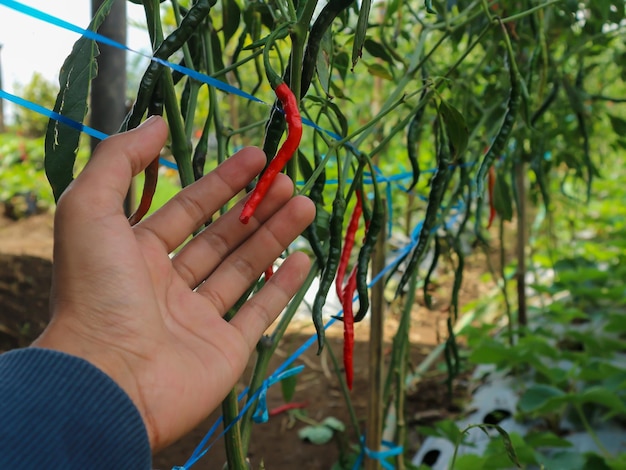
left=128, top=79, right=164, bottom=226
left=354, top=159, right=384, bottom=323
left=128, top=158, right=159, bottom=226
left=313, top=190, right=345, bottom=353
left=341, top=266, right=357, bottom=390
left=264, top=265, right=274, bottom=281
left=122, top=0, right=214, bottom=131
left=396, top=114, right=452, bottom=297
left=475, top=21, right=521, bottom=196
left=240, top=32, right=303, bottom=224
left=239, top=82, right=302, bottom=224
left=335, top=191, right=363, bottom=303
left=487, top=165, right=496, bottom=229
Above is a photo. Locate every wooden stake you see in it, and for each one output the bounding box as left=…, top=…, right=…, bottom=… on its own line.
left=365, top=202, right=386, bottom=470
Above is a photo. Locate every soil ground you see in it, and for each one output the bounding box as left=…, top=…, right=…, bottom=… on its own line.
left=0, top=208, right=497, bottom=469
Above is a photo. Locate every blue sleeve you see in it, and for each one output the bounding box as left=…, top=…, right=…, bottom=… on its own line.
left=0, top=347, right=151, bottom=469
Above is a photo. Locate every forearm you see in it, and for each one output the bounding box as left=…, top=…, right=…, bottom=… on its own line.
left=0, top=348, right=151, bottom=469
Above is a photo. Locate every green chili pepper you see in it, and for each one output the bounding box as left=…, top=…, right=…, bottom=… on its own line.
left=304, top=148, right=328, bottom=267
left=406, top=75, right=429, bottom=191
left=312, top=190, right=346, bottom=353
left=475, top=22, right=521, bottom=232
left=122, top=0, right=215, bottom=132
left=423, top=235, right=441, bottom=310
left=354, top=156, right=384, bottom=323
left=396, top=114, right=452, bottom=297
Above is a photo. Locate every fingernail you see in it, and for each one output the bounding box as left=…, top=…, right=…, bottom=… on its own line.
left=138, top=115, right=160, bottom=128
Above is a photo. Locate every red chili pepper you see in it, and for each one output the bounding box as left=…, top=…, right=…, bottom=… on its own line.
left=264, top=265, right=274, bottom=281
left=267, top=401, right=308, bottom=417
left=487, top=164, right=496, bottom=229
left=240, top=83, right=303, bottom=224
left=335, top=192, right=363, bottom=302
left=129, top=157, right=159, bottom=226
left=341, top=266, right=357, bottom=390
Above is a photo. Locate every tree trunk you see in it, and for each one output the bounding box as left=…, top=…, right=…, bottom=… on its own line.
left=90, top=0, right=130, bottom=213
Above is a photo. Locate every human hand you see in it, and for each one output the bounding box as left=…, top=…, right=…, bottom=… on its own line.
left=33, top=116, right=315, bottom=451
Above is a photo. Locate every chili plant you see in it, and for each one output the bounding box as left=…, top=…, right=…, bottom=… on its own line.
left=42, top=0, right=626, bottom=467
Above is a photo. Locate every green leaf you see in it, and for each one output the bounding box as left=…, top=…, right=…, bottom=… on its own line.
left=298, top=424, right=334, bottom=445
left=536, top=451, right=586, bottom=470
left=322, top=416, right=345, bottom=432
left=493, top=172, right=513, bottom=221
left=438, top=98, right=469, bottom=158
left=351, top=0, right=372, bottom=69
left=316, top=30, right=333, bottom=95
left=452, top=454, right=487, bottom=469
left=518, top=384, right=568, bottom=414
left=490, top=425, right=522, bottom=468
left=433, top=419, right=463, bottom=443
left=363, top=38, right=395, bottom=64
left=524, top=431, right=573, bottom=449
left=221, top=0, right=241, bottom=46
left=608, top=114, right=626, bottom=135
left=44, top=0, right=117, bottom=202
left=578, top=386, right=626, bottom=414
left=365, top=62, right=393, bottom=80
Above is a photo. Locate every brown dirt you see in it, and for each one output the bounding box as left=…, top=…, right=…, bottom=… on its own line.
left=0, top=208, right=499, bottom=469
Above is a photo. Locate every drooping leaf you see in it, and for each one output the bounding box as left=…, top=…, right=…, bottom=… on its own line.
left=351, top=0, right=371, bottom=69
left=363, top=38, right=395, bottom=64
left=221, top=0, right=241, bottom=46
left=366, top=62, right=393, bottom=80
left=438, top=98, right=469, bottom=159
left=44, top=0, right=117, bottom=202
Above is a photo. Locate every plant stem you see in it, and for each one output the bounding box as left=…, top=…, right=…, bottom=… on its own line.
left=514, top=160, right=527, bottom=328
left=394, top=269, right=417, bottom=469
left=365, top=201, right=387, bottom=470
left=240, top=263, right=318, bottom=453
left=327, top=341, right=362, bottom=441
left=204, top=24, right=227, bottom=168
left=144, top=0, right=194, bottom=188
left=221, top=388, right=248, bottom=470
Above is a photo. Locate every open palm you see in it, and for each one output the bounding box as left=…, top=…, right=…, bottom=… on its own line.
left=34, top=116, right=315, bottom=451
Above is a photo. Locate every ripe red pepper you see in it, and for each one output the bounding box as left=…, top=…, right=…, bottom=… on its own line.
left=335, top=192, right=363, bottom=302
left=341, top=266, right=357, bottom=390
left=487, top=164, right=496, bottom=229
left=240, top=83, right=302, bottom=224
left=264, top=265, right=274, bottom=281
left=267, top=401, right=308, bottom=417
left=129, top=157, right=159, bottom=226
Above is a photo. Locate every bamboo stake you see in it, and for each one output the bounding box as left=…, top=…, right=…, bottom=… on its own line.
left=365, top=203, right=386, bottom=470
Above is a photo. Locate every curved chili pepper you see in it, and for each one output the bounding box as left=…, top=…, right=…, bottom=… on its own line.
left=128, top=158, right=159, bottom=226
left=354, top=165, right=384, bottom=323
left=122, top=0, right=214, bottom=131
left=239, top=82, right=302, bottom=224
left=396, top=115, right=452, bottom=297
left=305, top=149, right=328, bottom=267
left=487, top=164, right=496, bottom=229
left=341, top=266, right=357, bottom=390
left=313, top=192, right=346, bottom=353
left=128, top=79, right=164, bottom=226
left=335, top=192, right=363, bottom=303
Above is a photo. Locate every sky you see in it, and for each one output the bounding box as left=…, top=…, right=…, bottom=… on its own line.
left=0, top=0, right=150, bottom=119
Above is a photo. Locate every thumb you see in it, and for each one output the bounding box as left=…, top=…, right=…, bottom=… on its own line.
left=61, top=116, right=169, bottom=216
